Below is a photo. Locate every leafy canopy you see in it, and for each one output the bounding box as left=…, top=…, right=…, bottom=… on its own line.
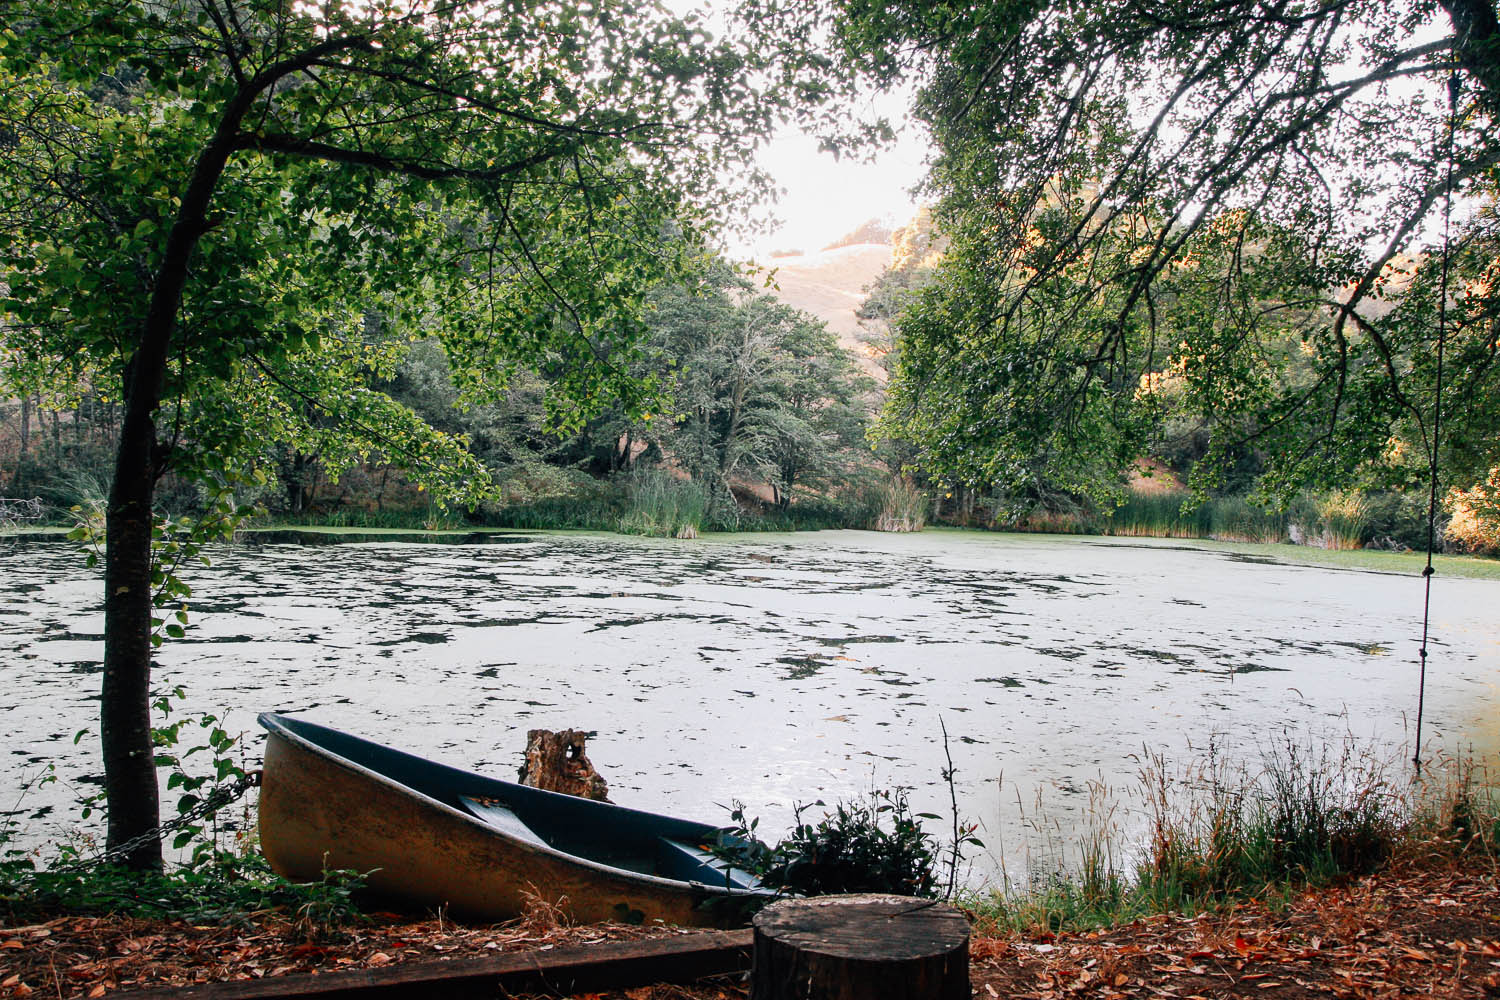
left=1, top=0, right=838, bottom=498
left=834, top=0, right=1500, bottom=505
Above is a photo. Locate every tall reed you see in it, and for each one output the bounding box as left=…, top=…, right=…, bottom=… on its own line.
left=873, top=478, right=929, bottom=532
left=967, top=735, right=1495, bottom=937
left=1316, top=490, right=1371, bottom=550
left=616, top=469, right=707, bottom=539
left=1104, top=493, right=1285, bottom=542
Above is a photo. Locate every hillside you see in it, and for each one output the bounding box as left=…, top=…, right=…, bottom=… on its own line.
left=757, top=243, right=891, bottom=371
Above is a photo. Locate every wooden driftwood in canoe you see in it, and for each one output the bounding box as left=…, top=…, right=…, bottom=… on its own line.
left=257, top=713, right=773, bottom=927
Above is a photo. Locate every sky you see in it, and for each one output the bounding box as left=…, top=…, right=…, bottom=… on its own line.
left=740, top=92, right=931, bottom=259
left=658, top=0, right=932, bottom=260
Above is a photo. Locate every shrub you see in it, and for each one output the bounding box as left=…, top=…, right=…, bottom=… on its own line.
left=1446, top=471, right=1500, bottom=556
left=716, top=788, right=939, bottom=898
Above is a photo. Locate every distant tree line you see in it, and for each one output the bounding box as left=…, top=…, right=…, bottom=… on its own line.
left=0, top=261, right=887, bottom=533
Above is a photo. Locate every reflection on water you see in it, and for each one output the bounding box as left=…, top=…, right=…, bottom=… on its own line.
left=3, top=529, right=1498, bottom=884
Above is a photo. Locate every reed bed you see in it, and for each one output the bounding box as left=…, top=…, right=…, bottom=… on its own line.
left=615, top=469, right=709, bottom=538
left=967, top=736, right=1498, bottom=936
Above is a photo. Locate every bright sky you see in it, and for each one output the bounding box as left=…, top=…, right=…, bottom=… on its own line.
left=740, top=90, right=931, bottom=259
left=659, top=0, right=931, bottom=260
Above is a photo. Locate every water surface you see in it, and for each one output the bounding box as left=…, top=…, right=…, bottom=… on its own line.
left=4, top=529, right=1497, bottom=883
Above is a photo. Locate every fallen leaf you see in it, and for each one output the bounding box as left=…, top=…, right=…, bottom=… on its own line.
left=87, top=987, right=107, bottom=998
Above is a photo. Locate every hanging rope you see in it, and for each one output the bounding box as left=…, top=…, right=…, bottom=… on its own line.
left=1414, top=71, right=1461, bottom=774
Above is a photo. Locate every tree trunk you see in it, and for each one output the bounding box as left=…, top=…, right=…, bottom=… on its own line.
left=750, top=895, right=969, bottom=1000
left=517, top=729, right=611, bottom=801
left=1442, top=0, right=1500, bottom=119
left=101, top=386, right=164, bottom=871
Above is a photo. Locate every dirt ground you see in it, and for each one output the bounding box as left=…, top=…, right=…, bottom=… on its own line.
left=2, top=856, right=1497, bottom=999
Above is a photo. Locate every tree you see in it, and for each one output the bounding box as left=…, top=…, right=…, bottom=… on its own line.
left=760, top=308, right=875, bottom=507
left=834, top=0, right=1500, bottom=504
left=646, top=266, right=874, bottom=514
left=1, top=0, right=832, bottom=869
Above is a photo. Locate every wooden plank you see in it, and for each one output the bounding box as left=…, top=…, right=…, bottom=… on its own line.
left=119, top=930, right=753, bottom=1000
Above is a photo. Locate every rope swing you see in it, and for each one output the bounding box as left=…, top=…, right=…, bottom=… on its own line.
left=1413, top=70, right=1461, bottom=774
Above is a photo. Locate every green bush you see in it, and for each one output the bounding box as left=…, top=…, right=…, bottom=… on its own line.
left=1361, top=491, right=1436, bottom=550
left=715, top=789, right=939, bottom=898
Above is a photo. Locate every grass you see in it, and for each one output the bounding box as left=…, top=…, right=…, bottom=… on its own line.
left=242, top=525, right=517, bottom=537
left=1003, top=488, right=1459, bottom=554
left=964, top=737, right=1499, bottom=937
left=0, top=852, right=368, bottom=931
left=1186, top=537, right=1500, bottom=580
left=925, top=525, right=1500, bottom=581
left=487, top=499, right=622, bottom=531
left=254, top=507, right=472, bottom=531
left=1087, top=493, right=1287, bottom=543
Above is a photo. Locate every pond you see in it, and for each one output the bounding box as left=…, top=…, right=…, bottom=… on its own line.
left=3, top=528, right=1498, bottom=885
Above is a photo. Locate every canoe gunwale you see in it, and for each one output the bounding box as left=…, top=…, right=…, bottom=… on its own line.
left=257, top=712, right=772, bottom=901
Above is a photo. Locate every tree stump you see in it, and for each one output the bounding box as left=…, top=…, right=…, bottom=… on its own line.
left=517, top=729, right=611, bottom=801
left=751, top=894, right=969, bottom=1000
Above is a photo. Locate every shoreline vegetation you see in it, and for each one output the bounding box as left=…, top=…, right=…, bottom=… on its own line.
left=9, top=509, right=1500, bottom=581
left=2, top=736, right=1496, bottom=996
left=965, top=740, right=1498, bottom=935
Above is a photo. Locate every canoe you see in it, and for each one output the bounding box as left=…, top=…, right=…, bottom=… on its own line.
left=257, top=712, right=774, bottom=927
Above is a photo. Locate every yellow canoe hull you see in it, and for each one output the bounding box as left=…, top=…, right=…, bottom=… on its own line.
left=257, top=714, right=769, bottom=927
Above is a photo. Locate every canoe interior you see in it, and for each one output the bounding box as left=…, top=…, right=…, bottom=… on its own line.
left=258, top=713, right=758, bottom=890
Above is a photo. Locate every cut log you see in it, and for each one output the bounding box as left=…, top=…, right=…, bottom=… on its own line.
left=517, top=728, right=610, bottom=801
left=750, top=894, right=969, bottom=1000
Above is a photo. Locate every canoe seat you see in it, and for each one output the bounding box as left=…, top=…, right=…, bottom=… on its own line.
left=459, top=795, right=549, bottom=849
left=656, top=837, right=758, bottom=889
